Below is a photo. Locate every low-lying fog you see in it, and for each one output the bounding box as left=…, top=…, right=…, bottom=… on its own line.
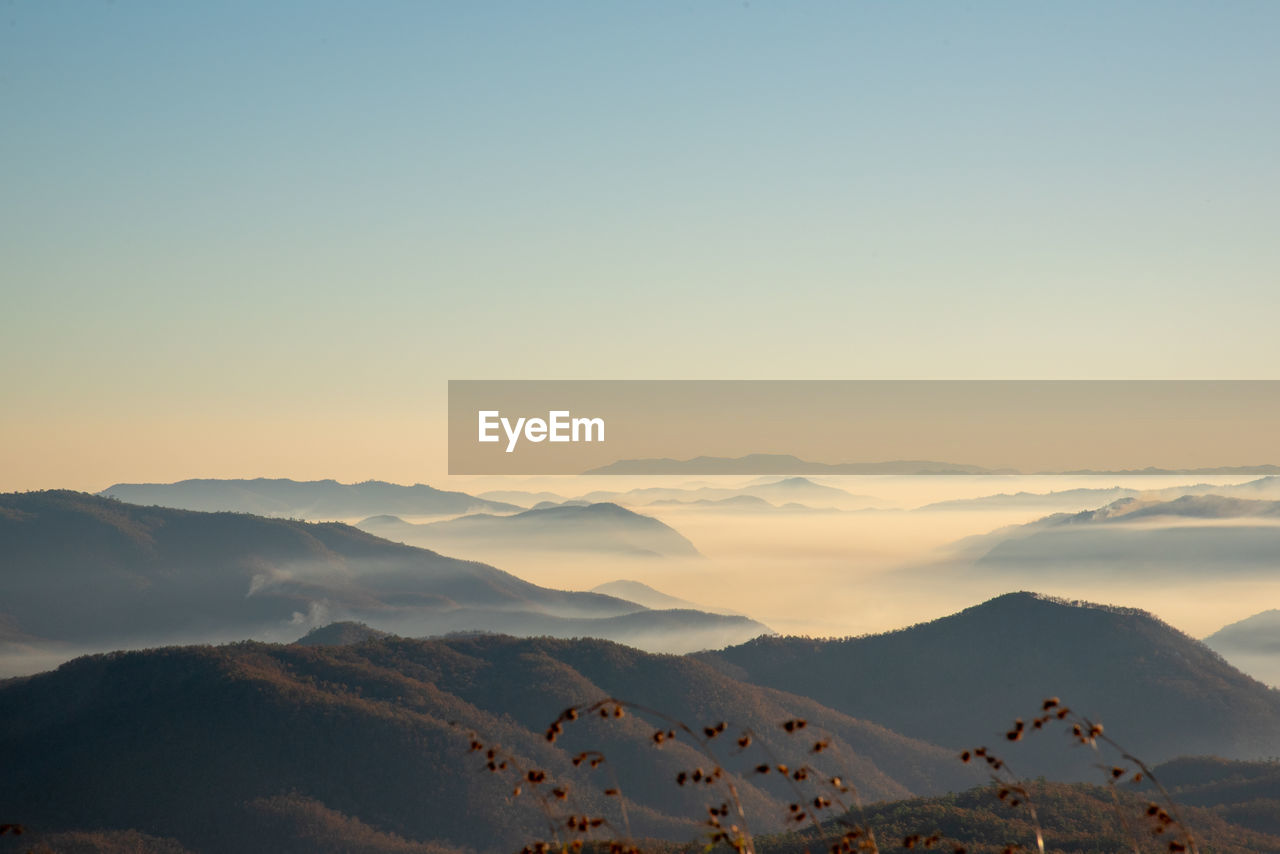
left=5, top=473, right=1277, bottom=686
left=440, top=473, right=1280, bottom=674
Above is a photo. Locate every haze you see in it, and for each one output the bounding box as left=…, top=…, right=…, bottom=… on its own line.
left=5, top=3, right=1280, bottom=492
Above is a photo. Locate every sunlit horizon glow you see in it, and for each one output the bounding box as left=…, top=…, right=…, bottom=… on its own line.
left=4, top=2, right=1280, bottom=491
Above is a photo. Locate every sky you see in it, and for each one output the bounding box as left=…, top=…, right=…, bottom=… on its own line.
left=3, top=1, right=1280, bottom=491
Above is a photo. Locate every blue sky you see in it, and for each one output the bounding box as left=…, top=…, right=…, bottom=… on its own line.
left=3, top=1, right=1279, bottom=488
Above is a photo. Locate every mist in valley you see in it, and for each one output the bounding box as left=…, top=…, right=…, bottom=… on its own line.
left=4, top=473, right=1278, bottom=687
left=430, top=473, right=1280, bottom=681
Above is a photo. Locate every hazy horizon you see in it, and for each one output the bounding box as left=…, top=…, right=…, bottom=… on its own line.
left=6, top=471, right=1278, bottom=687
left=6, top=3, right=1280, bottom=491
left=6, top=4, right=1280, bottom=850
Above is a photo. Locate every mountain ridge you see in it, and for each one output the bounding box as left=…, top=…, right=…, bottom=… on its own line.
left=0, top=633, right=981, bottom=852
left=98, top=478, right=521, bottom=519
left=701, top=592, right=1280, bottom=777
left=0, top=492, right=765, bottom=664
left=357, top=502, right=701, bottom=559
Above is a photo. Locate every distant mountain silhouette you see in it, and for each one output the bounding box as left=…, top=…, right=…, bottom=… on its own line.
left=966, top=496, right=1280, bottom=578
left=702, top=593, right=1280, bottom=779
left=916, top=476, right=1280, bottom=514
left=475, top=489, right=569, bottom=507
left=917, top=486, right=1141, bottom=512
left=1203, top=610, right=1280, bottom=688
left=421, top=607, right=771, bottom=653
left=586, top=458, right=1280, bottom=477
left=1217, top=475, right=1280, bottom=498
left=586, top=455, right=1014, bottom=475
left=0, top=492, right=764, bottom=661
left=295, top=621, right=390, bottom=646
left=98, top=478, right=521, bottom=519
left=0, top=634, right=980, bottom=853
left=1069, top=494, right=1280, bottom=522
left=742, top=477, right=861, bottom=506
left=589, top=580, right=738, bottom=616
left=576, top=477, right=875, bottom=510
left=357, top=503, right=701, bottom=559
left=646, top=494, right=777, bottom=509
left=1047, top=465, right=1280, bottom=476
left=1206, top=609, right=1280, bottom=654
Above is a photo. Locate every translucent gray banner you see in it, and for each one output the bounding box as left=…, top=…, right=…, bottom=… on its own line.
left=448, top=380, right=1280, bottom=475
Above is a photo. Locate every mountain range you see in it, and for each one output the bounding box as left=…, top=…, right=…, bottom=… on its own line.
left=98, top=478, right=520, bottom=519
left=1146, top=756, right=1280, bottom=837
left=1207, top=609, right=1280, bottom=655
left=589, top=580, right=738, bottom=615
left=1204, top=609, right=1280, bottom=689
left=3, top=592, right=1279, bottom=852
left=356, top=502, right=702, bottom=559
left=917, top=485, right=1143, bottom=513
left=964, top=495, right=1280, bottom=579
left=917, top=475, right=1280, bottom=514
left=585, top=455, right=1015, bottom=475
left=0, top=633, right=981, bottom=853
left=587, top=456, right=1280, bottom=477
left=573, top=477, right=874, bottom=510
left=0, top=492, right=763, bottom=663
left=700, top=592, right=1280, bottom=778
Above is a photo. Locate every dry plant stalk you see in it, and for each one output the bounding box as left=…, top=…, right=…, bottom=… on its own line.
left=455, top=695, right=1201, bottom=854
left=957, top=697, right=1200, bottom=854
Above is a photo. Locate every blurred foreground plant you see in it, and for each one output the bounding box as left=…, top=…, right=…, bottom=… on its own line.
left=454, top=696, right=1201, bottom=854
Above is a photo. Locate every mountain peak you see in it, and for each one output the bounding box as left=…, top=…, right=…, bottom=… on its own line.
left=706, top=589, right=1280, bottom=774
left=295, top=621, right=391, bottom=647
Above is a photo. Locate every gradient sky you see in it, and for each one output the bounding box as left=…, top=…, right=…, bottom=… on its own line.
left=3, top=2, right=1279, bottom=490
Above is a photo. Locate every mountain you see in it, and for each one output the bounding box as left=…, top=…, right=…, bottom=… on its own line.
left=0, top=817, right=464, bottom=854
left=585, top=459, right=1280, bottom=478
left=0, top=829, right=196, bottom=854
left=0, top=634, right=981, bottom=853
left=356, top=503, right=702, bottom=559
left=643, top=496, right=846, bottom=514
left=917, top=486, right=1141, bottom=513
left=701, top=593, right=1280, bottom=779
left=1074, top=494, right=1280, bottom=522
left=576, top=478, right=876, bottom=511
left=531, top=499, right=591, bottom=509
left=645, top=494, right=778, bottom=509
left=420, top=608, right=771, bottom=654
left=0, top=491, right=636, bottom=645
left=1144, top=757, right=1280, bottom=837
left=947, top=495, right=1280, bottom=581
left=1047, top=465, right=1280, bottom=476
left=295, top=621, right=391, bottom=646
left=741, top=477, right=860, bottom=507
left=589, top=580, right=738, bottom=616
left=586, top=455, right=1014, bottom=475
left=759, top=780, right=1280, bottom=854
left=98, top=478, right=521, bottom=519
left=475, top=489, right=569, bottom=507
left=1207, top=609, right=1280, bottom=654
left=0, top=492, right=765, bottom=666
left=1204, top=610, right=1280, bottom=688
left=1220, top=475, right=1280, bottom=498
left=918, top=477, right=1280, bottom=515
